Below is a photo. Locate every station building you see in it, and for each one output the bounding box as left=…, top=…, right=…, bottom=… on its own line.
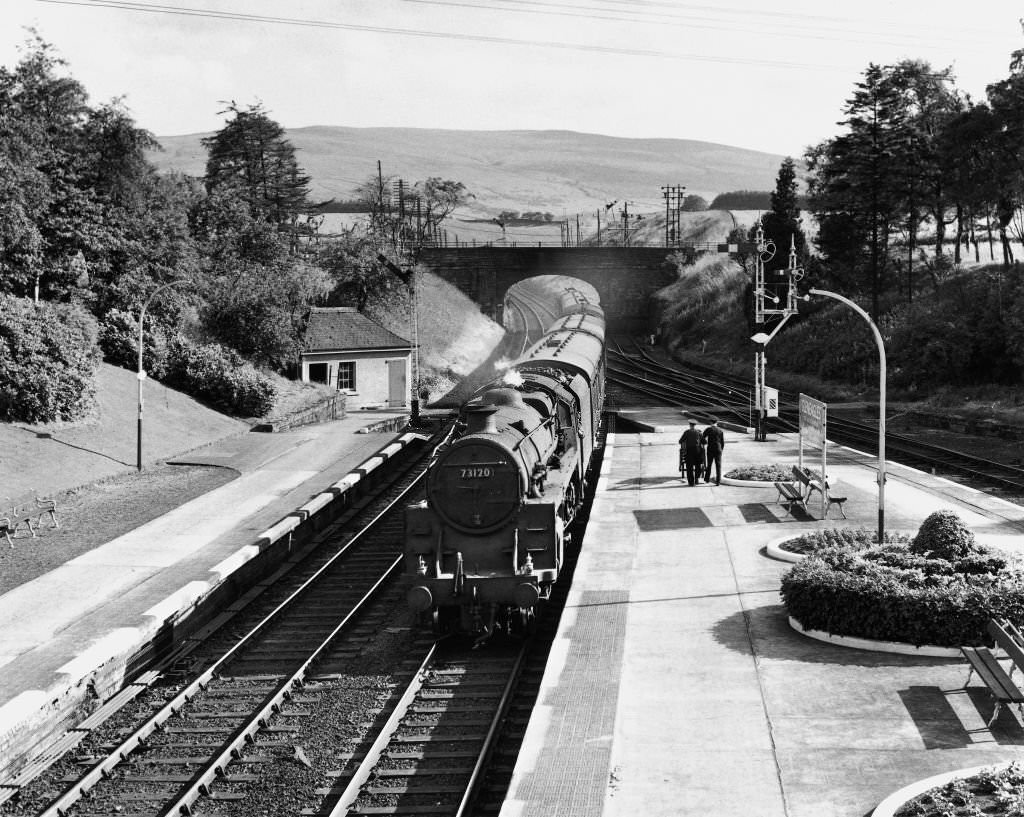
left=300, top=307, right=414, bottom=410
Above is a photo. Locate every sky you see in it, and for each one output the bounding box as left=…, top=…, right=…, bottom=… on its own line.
left=2, top=0, right=1023, bottom=157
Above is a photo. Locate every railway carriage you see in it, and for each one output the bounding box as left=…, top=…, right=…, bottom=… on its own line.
left=404, top=278, right=606, bottom=637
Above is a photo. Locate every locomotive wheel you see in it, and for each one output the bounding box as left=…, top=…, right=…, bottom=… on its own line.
left=516, top=607, right=537, bottom=636
left=423, top=608, right=455, bottom=635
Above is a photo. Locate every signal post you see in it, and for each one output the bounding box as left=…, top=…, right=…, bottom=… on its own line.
left=751, top=224, right=802, bottom=440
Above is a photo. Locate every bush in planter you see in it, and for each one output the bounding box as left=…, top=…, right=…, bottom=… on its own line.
left=780, top=547, right=1024, bottom=647
left=910, top=509, right=978, bottom=562
left=780, top=512, right=1024, bottom=647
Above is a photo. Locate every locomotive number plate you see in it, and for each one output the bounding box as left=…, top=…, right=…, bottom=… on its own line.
left=460, top=467, right=493, bottom=478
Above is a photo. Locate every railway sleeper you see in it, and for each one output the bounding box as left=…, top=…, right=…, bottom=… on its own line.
left=373, top=764, right=476, bottom=776
left=387, top=749, right=482, bottom=759
left=365, top=783, right=468, bottom=795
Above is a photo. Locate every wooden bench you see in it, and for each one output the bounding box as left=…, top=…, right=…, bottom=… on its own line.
left=774, top=477, right=805, bottom=512
left=791, top=465, right=848, bottom=519
left=961, top=618, right=1024, bottom=725
left=1, top=494, right=59, bottom=547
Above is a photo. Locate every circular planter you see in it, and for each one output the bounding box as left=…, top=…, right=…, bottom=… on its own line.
left=767, top=530, right=916, bottom=563
left=872, top=763, right=1008, bottom=817
left=721, top=475, right=777, bottom=488
left=765, top=534, right=808, bottom=563
left=789, top=616, right=961, bottom=658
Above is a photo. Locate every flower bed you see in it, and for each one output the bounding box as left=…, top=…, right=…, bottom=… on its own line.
left=780, top=511, right=1024, bottom=648
left=779, top=527, right=909, bottom=556
left=725, top=463, right=791, bottom=482
left=891, top=762, right=1024, bottom=817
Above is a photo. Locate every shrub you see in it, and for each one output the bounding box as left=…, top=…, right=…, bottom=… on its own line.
left=99, top=309, right=166, bottom=375
left=910, top=510, right=979, bottom=562
left=781, top=534, right=1024, bottom=647
left=163, top=336, right=278, bottom=417
left=0, top=295, right=100, bottom=422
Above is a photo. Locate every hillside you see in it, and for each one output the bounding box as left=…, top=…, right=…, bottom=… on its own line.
left=151, top=126, right=788, bottom=220
left=0, top=364, right=248, bottom=500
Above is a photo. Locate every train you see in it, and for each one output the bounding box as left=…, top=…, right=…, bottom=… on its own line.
left=403, top=276, right=606, bottom=638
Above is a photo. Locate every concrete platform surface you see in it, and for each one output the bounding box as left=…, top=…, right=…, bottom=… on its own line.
left=0, top=411, right=408, bottom=765
left=501, top=420, right=1024, bottom=817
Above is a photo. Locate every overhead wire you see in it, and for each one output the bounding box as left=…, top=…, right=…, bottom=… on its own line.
left=36, top=0, right=845, bottom=72
left=400, top=0, right=1001, bottom=52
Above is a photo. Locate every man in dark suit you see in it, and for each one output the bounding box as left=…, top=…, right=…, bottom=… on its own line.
left=678, top=419, right=704, bottom=486
left=701, top=419, right=726, bottom=485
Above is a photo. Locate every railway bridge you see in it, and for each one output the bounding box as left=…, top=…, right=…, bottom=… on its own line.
left=418, top=246, right=680, bottom=332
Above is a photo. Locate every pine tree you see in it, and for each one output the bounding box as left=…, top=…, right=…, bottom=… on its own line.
left=202, top=102, right=310, bottom=225
left=807, top=63, right=911, bottom=319
left=761, top=157, right=805, bottom=273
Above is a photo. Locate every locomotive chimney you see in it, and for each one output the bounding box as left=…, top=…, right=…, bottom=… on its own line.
left=465, top=404, right=500, bottom=434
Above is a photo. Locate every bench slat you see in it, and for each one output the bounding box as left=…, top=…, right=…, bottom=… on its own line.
left=962, top=646, right=1024, bottom=702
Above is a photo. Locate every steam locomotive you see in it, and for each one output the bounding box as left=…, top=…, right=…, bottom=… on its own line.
left=403, top=277, right=606, bottom=637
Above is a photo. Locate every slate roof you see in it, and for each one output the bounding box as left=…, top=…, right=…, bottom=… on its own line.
left=303, top=307, right=413, bottom=353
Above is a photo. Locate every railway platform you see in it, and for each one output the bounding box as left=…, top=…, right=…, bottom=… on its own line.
left=0, top=410, right=411, bottom=781
left=500, top=411, right=1024, bottom=817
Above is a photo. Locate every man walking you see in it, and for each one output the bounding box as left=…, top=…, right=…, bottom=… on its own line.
left=678, top=419, right=704, bottom=486
left=702, top=419, right=726, bottom=485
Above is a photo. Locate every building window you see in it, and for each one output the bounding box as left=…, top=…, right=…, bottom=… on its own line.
left=307, top=362, right=328, bottom=384
left=337, top=361, right=356, bottom=390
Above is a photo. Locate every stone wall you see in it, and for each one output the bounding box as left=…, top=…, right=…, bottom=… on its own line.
left=419, top=247, right=679, bottom=331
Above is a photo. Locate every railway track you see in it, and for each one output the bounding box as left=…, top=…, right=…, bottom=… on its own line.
left=607, top=335, right=1024, bottom=496
left=4, top=425, right=451, bottom=817
left=323, top=414, right=610, bottom=817
left=327, top=641, right=527, bottom=816
left=503, top=287, right=560, bottom=357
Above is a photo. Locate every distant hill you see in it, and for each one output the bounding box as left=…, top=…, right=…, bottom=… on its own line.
left=150, top=126, right=789, bottom=220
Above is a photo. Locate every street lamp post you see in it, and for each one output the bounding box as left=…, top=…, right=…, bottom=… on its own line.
left=138, top=281, right=188, bottom=471
left=808, top=288, right=887, bottom=542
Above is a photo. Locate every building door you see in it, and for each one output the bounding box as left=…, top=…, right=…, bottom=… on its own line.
left=387, top=359, right=407, bottom=407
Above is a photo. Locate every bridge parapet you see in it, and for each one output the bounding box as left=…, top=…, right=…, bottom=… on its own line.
left=419, top=247, right=679, bottom=332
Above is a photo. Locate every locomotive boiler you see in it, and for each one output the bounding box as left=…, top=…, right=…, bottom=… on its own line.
left=404, top=282, right=606, bottom=637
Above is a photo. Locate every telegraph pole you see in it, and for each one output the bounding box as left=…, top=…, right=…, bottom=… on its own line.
left=661, top=184, right=685, bottom=247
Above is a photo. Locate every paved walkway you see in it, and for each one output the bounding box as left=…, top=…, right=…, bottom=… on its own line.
left=502, top=420, right=1024, bottom=817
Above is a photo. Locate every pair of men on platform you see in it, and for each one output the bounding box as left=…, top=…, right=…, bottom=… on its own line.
left=678, top=419, right=725, bottom=487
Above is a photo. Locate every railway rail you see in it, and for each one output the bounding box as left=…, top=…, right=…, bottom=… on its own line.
left=607, top=335, right=1024, bottom=497
left=328, top=641, right=527, bottom=816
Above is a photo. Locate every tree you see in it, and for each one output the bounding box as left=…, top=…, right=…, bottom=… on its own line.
left=355, top=172, right=471, bottom=254
left=202, top=102, right=311, bottom=226
left=807, top=63, right=915, bottom=319
left=983, top=63, right=1024, bottom=265
left=0, top=32, right=92, bottom=301
left=317, top=227, right=402, bottom=312
left=760, top=157, right=806, bottom=274
left=681, top=194, right=708, bottom=211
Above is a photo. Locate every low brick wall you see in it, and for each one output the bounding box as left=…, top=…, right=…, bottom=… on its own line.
left=253, top=395, right=345, bottom=433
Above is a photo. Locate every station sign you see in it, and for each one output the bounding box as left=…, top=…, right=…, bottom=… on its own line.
left=799, top=393, right=827, bottom=448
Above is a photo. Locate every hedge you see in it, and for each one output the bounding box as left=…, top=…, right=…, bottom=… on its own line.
left=780, top=543, right=1024, bottom=647
left=0, top=295, right=100, bottom=422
